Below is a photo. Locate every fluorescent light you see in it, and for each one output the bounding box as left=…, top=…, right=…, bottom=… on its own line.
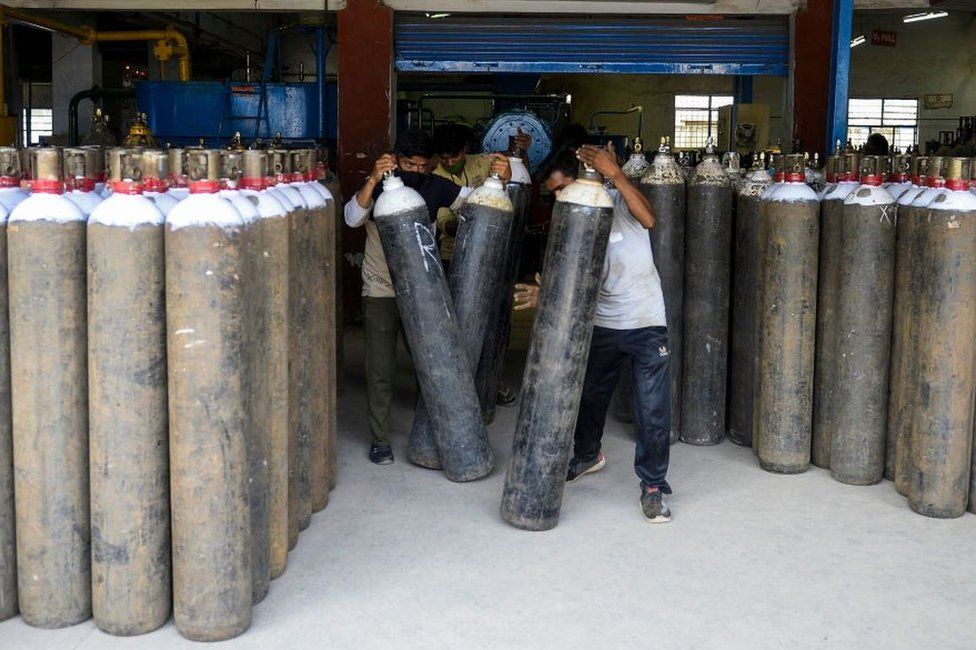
left=903, top=11, right=948, bottom=23
left=425, top=12, right=451, bottom=19
left=850, top=34, right=866, bottom=47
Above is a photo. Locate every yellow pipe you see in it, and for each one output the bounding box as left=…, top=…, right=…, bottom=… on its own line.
left=0, top=6, right=190, bottom=81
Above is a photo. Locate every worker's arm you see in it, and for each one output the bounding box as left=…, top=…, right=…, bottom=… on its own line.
left=513, top=274, right=542, bottom=310
left=577, top=144, right=656, bottom=229
left=346, top=153, right=397, bottom=227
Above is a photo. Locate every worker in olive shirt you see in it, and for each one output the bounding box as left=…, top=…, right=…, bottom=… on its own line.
left=514, top=144, right=672, bottom=523
left=344, top=128, right=511, bottom=465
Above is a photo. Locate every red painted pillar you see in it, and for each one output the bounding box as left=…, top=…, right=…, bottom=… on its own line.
left=792, top=0, right=833, bottom=156
left=338, top=0, right=394, bottom=321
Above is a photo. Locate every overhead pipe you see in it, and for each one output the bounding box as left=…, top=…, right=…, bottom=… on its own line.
left=0, top=6, right=191, bottom=81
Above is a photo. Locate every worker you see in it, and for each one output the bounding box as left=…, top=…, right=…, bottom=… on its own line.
left=863, top=133, right=890, bottom=155
left=513, top=143, right=672, bottom=523
left=344, top=128, right=511, bottom=465
left=431, top=123, right=531, bottom=408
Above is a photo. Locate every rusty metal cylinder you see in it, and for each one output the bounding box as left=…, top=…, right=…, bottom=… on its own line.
left=167, top=147, right=189, bottom=201
left=640, top=141, right=686, bottom=444
left=374, top=174, right=493, bottom=482
left=317, top=153, right=344, bottom=428
left=828, top=156, right=897, bottom=485
left=895, top=157, right=948, bottom=495
left=907, top=158, right=976, bottom=518
left=681, top=150, right=733, bottom=445
left=408, top=176, right=514, bottom=469
left=0, top=165, right=12, bottom=623
left=88, top=149, right=170, bottom=635
left=501, top=167, right=614, bottom=531
left=241, top=151, right=292, bottom=581
left=8, top=147, right=91, bottom=628
left=885, top=156, right=929, bottom=482
left=811, top=153, right=860, bottom=468
left=754, top=155, right=820, bottom=473
left=165, top=149, right=251, bottom=641
left=0, top=147, right=28, bottom=213
left=63, top=146, right=104, bottom=215
left=728, top=160, right=771, bottom=448
left=142, top=150, right=179, bottom=216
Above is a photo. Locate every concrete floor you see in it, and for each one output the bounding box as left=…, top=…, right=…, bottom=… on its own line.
left=3, top=328, right=976, bottom=649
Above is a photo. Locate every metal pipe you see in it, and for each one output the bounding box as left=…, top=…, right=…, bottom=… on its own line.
left=417, top=93, right=566, bottom=130
left=316, top=27, right=325, bottom=141
left=0, top=6, right=191, bottom=81
left=587, top=104, right=643, bottom=139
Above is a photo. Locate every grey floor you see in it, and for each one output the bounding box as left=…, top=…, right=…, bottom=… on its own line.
left=3, top=328, right=976, bottom=649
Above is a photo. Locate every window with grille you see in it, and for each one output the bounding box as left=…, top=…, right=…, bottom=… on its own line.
left=22, top=108, right=53, bottom=145
left=673, top=95, right=733, bottom=149
left=847, top=98, right=918, bottom=151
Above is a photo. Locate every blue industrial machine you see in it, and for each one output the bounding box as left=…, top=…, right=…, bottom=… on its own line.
left=136, top=80, right=337, bottom=147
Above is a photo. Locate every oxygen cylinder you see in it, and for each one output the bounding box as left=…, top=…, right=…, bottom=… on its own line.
left=639, top=138, right=685, bottom=444
left=681, top=143, right=733, bottom=445
left=885, top=156, right=928, bottom=482
left=895, top=157, right=947, bottom=495
left=8, top=148, right=90, bottom=627
left=81, top=146, right=107, bottom=197
left=218, top=149, right=271, bottom=604
left=753, top=155, right=820, bottom=473
left=317, top=151, right=345, bottom=414
left=373, top=174, right=493, bottom=481
left=0, top=147, right=28, bottom=213
left=167, top=148, right=189, bottom=202
left=811, top=153, right=861, bottom=468
left=300, top=150, right=337, bottom=506
left=501, top=164, right=614, bottom=531
left=142, top=150, right=179, bottom=216
left=408, top=176, right=514, bottom=469
left=907, top=158, right=976, bottom=518
left=728, top=157, right=772, bottom=448
left=884, top=153, right=914, bottom=201
left=239, top=151, right=291, bottom=580
left=0, top=158, right=12, bottom=623
left=63, top=147, right=104, bottom=216
left=827, top=156, right=897, bottom=485
left=269, top=149, right=309, bottom=549
left=621, top=137, right=650, bottom=180
left=166, top=149, right=251, bottom=641
left=476, top=143, right=532, bottom=425
left=818, top=142, right=843, bottom=200
left=88, top=148, right=170, bottom=635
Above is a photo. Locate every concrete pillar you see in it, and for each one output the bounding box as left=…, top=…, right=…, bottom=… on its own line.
left=52, top=33, right=101, bottom=139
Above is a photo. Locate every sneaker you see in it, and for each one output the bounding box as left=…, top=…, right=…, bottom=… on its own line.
left=369, top=443, right=394, bottom=465
left=496, top=386, right=518, bottom=407
left=639, top=487, right=672, bottom=524
left=566, top=452, right=606, bottom=483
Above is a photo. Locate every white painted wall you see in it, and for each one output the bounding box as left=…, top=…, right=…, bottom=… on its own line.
left=849, top=11, right=976, bottom=147
left=52, top=33, right=101, bottom=138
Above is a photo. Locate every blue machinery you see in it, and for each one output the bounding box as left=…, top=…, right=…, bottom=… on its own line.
left=136, top=27, right=337, bottom=147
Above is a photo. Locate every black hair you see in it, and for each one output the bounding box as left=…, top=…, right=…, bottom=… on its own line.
left=863, top=133, right=890, bottom=156
left=432, top=123, right=472, bottom=157
left=395, top=128, right=434, bottom=159
left=541, top=147, right=580, bottom=181
left=554, top=123, right=589, bottom=151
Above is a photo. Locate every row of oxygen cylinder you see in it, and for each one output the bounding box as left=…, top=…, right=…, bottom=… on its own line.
left=0, top=144, right=341, bottom=641
left=615, top=144, right=976, bottom=520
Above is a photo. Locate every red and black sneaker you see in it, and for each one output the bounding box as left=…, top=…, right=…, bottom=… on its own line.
left=566, top=452, right=606, bottom=483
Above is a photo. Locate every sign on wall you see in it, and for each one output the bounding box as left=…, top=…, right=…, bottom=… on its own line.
left=871, top=30, right=897, bottom=47
left=924, top=94, right=954, bottom=110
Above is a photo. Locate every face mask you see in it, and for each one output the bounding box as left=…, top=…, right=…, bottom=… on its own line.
left=442, top=159, right=466, bottom=176
left=399, top=171, right=427, bottom=188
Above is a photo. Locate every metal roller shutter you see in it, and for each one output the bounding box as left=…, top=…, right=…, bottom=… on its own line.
left=395, top=15, right=789, bottom=76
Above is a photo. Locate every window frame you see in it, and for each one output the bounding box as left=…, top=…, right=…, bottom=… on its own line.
left=673, top=94, right=734, bottom=150
left=846, top=97, right=919, bottom=151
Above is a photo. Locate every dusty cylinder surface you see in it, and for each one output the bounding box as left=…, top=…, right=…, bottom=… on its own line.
left=754, top=169, right=820, bottom=474
left=680, top=153, right=732, bottom=445
left=811, top=165, right=860, bottom=469
left=640, top=148, right=686, bottom=444
left=241, top=160, right=292, bottom=580
left=0, top=202, right=14, bottom=623
left=885, top=169, right=927, bottom=482
left=728, top=166, right=771, bottom=448
left=88, top=162, right=171, bottom=635
left=374, top=175, right=493, bottom=482
left=476, top=173, right=530, bottom=425
left=829, top=164, right=896, bottom=486
left=409, top=177, right=513, bottom=469
left=500, top=171, right=614, bottom=531
left=908, top=174, right=976, bottom=518
left=166, top=161, right=252, bottom=641
left=8, top=150, right=91, bottom=628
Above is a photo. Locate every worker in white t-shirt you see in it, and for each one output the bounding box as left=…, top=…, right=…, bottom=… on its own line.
left=514, top=143, right=672, bottom=523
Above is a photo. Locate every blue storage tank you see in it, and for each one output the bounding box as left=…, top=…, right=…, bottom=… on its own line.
left=136, top=80, right=337, bottom=147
